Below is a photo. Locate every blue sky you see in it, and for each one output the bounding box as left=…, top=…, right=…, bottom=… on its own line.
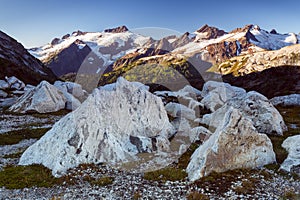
left=1, top=0, right=300, bottom=48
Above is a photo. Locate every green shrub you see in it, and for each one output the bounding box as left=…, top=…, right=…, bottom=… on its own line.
left=0, top=128, right=50, bottom=145
left=3, top=150, right=26, bottom=159
left=144, top=167, right=187, bottom=182
left=0, top=164, right=60, bottom=189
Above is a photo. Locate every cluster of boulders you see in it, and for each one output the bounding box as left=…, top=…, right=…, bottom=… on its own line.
left=19, top=78, right=175, bottom=176
left=0, top=76, right=34, bottom=109
left=0, top=76, right=25, bottom=93
left=2, top=78, right=88, bottom=113
left=157, top=81, right=287, bottom=181
left=17, top=78, right=299, bottom=180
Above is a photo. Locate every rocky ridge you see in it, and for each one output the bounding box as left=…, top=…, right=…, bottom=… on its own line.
left=0, top=31, right=56, bottom=85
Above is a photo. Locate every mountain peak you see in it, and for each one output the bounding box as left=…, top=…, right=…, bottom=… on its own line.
left=229, top=24, right=254, bottom=33
left=196, top=24, right=226, bottom=39
left=71, top=30, right=86, bottom=36
left=104, top=25, right=129, bottom=33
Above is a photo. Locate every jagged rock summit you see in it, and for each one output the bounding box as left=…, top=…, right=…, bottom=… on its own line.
left=19, top=78, right=175, bottom=176
left=196, top=24, right=227, bottom=40
left=104, top=25, right=129, bottom=33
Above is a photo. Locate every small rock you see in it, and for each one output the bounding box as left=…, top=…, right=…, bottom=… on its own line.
left=0, top=80, right=9, bottom=90
left=280, top=134, right=300, bottom=175
left=0, top=90, right=8, bottom=98
left=165, top=102, right=196, bottom=121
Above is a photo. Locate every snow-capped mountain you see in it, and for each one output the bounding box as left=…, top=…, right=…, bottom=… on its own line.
left=103, top=24, right=299, bottom=78
left=0, top=31, right=56, bottom=85
left=29, top=26, right=150, bottom=77
left=171, top=24, right=300, bottom=62
left=28, top=24, right=300, bottom=91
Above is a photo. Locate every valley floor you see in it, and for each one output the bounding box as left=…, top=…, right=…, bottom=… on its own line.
left=0, top=107, right=299, bottom=200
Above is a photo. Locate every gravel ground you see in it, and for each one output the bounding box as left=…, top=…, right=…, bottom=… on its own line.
left=0, top=163, right=299, bottom=200
left=0, top=113, right=62, bottom=134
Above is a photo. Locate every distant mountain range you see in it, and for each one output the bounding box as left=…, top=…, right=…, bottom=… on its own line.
left=29, top=24, right=299, bottom=76
left=0, top=24, right=299, bottom=97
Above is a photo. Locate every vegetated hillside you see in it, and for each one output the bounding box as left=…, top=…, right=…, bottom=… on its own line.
left=208, top=44, right=300, bottom=76
left=207, top=44, right=300, bottom=98
left=0, top=31, right=56, bottom=85
left=97, top=54, right=217, bottom=91
left=223, top=65, right=300, bottom=99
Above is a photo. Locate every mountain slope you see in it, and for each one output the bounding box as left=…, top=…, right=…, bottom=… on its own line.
left=208, top=44, right=300, bottom=76
left=223, top=65, right=300, bottom=98
left=0, top=31, right=56, bottom=85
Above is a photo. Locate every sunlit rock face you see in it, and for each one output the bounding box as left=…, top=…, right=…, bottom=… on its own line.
left=9, top=81, right=66, bottom=113
left=187, top=107, right=276, bottom=181
left=200, top=83, right=286, bottom=136
left=19, top=78, right=174, bottom=177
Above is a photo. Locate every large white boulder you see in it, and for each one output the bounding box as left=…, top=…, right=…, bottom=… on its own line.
left=19, top=78, right=174, bottom=176
left=271, top=94, right=300, bottom=107
left=8, top=81, right=66, bottom=113
left=200, top=81, right=246, bottom=112
left=203, top=91, right=286, bottom=135
left=187, top=107, right=276, bottom=181
left=54, top=81, right=88, bottom=102
left=54, top=81, right=81, bottom=110
left=280, top=135, right=300, bottom=175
